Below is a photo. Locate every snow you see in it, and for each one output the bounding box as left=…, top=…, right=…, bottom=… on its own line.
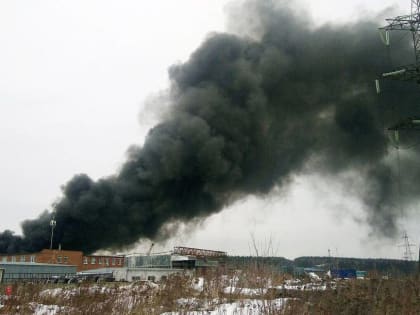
left=0, top=274, right=336, bottom=314
left=191, top=277, right=204, bottom=292
left=161, top=298, right=289, bottom=315
left=223, top=286, right=267, bottom=296
left=308, top=272, right=321, bottom=281
left=39, top=288, right=63, bottom=297
left=275, top=282, right=327, bottom=291
left=29, top=302, right=73, bottom=315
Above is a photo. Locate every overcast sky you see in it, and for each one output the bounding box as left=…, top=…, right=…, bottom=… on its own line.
left=1, top=0, right=418, bottom=259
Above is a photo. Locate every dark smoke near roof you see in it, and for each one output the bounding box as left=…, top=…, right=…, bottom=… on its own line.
left=1, top=0, right=420, bottom=254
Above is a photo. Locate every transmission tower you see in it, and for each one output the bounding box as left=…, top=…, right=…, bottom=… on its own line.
left=379, top=1, right=420, bottom=82
left=398, top=231, right=416, bottom=260
left=376, top=1, right=420, bottom=133
left=377, top=3, right=419, bottom=259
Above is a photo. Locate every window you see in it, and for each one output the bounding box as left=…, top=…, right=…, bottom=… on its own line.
left=98, top=257, right=103, bottom=264
left=112, top=258, right=116, bottom=265
left=83, top=257, right=88, bottom=265
left=63, top=256, right=68, bottom=264
left=57, top=256, right=62, bottom=263
left=30, top=256, right=36, bottom=263
left=2, top=256, right=7, bottom=262
left=11, top=256, right=16, bottom=262
left=91, top=257, right=96, bottom=264
left=147, top=276, right=156, bottom=282
left=117, top=258, right=121, bottom=265
left=105, top=258, right=109, bottom=266
left=20, top=256, right=26, bottom=262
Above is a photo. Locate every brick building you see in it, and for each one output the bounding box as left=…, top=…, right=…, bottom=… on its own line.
left=0, top=249, right=124, bottom=272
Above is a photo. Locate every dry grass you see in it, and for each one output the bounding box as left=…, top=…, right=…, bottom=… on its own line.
left=0, top=270, right=419, bottom=314
left=282, top=276, right=420, bottom=315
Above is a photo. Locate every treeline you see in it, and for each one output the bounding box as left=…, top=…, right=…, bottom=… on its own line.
left=226, top=256, right=418, bottom=276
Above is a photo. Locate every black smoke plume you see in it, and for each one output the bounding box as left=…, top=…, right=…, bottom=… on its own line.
left=2, top=0, right=420, bottom=254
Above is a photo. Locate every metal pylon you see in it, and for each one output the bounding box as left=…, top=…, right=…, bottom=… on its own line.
left=376, top=1, right=420, bottom=131
left=379, top=0, right=420, bottom=83
left=398, top=231, right=416, bottom=260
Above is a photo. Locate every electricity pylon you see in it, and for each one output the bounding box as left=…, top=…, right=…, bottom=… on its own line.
left=377, top=3, right=419, bottom=254
left=377, top=1, right=420, bottom=133
left=398, top=231, right=416, bottom=260
left=379, top=1, right=420, bottom=83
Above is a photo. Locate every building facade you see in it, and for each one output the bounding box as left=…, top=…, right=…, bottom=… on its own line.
left=0, top=249, right=125, bottom=272
left=0, top=262, right=77, bottom=283
left=126, top=246, right=227, bottom=271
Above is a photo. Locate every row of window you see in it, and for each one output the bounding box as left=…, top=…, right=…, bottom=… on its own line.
left=82, top=257, right=123, bottom=266
left=1, top=256, right=36, bottom=263
left=55, top=256, right=69, bottom=264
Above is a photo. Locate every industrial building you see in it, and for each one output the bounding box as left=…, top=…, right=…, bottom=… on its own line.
left=0, top=262, right=77, bottom=283
left=0, top=249, right=125, bottom=272
left=126, top=246, right=227, bottom=270
left=79, top=246, right=228, bottom=282
left=0, top=246, right=227, bottom=282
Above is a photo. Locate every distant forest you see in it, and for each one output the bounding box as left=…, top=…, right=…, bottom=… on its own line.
left=226, top=256, right=418, bottom=276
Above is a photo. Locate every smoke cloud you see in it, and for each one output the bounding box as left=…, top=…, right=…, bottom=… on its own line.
left=2, top=0, right=420, bottom=254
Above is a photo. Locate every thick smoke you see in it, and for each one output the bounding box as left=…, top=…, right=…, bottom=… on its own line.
left=2, top=0, right=420, bottom=254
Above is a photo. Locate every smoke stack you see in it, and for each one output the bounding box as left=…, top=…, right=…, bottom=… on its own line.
left=1, top=0, right=420, bottom=254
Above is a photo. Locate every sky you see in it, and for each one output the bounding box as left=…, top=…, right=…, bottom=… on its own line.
left=0, top=0, right=418, bottom=259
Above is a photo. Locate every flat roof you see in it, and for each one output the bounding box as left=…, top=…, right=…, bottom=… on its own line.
left=0, top=262, right=77, bottom=267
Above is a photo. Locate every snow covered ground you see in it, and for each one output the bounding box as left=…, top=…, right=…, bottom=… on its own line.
left=0, top=276, right=335, bottom=314
left=0, top=274, right=414, bottom=314
left=223, top=286, right=268, bottom=296
left=29, top=303, right=74, bottom=315
left=161, top=298, right=289, bottom=315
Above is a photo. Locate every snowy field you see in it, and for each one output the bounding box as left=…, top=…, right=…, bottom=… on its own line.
left=0, top=274, right=319, bottom=314
left=0, top=273, right=418, bottom=314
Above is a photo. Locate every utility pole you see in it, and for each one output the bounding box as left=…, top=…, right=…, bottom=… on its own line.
left=147, top=243, right=154, bottom=267
left=328, top=248, right=332, bottom=271
left=49, top=217, right=56, bottom=250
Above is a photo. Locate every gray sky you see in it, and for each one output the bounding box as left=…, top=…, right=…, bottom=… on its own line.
left=1, top=0, right=418, bottom=259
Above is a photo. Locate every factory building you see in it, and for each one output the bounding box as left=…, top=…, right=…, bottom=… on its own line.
left=78, top=266, right=185, bottom=282
left=80, top=246, right=228, bottom=282
left=0, top=246, right=226, bottom=282
left=126, top=246, right=227, bottom=270
left=0, top=249, right=124, bottom=272
left=0, top=262, right=77, bottom=283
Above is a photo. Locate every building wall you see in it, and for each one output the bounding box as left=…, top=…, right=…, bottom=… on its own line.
left=0, top=250, right=124, bottom=272
left=37, top=249, right=83, bottom=267
left=79, top=255, right=125, bottom=271
left=111, top=267, right=185, bottom=282
left=0, top=262, right=77, bottom=283
left=1, top=253, right=39, bottom=264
